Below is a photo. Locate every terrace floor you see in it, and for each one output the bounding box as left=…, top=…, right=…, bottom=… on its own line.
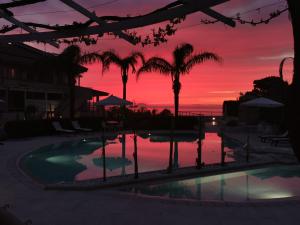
left=1, top=132, right=300, bottom=225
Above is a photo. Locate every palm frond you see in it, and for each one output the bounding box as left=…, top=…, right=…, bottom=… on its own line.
left=131, top=51, right=145, bottom=64
left=102, top=50, right=123, bottom=73
left=137, top=57, right=173, bottom=79
left=184, top=52, right=222, bottom=73
left=79, top=52, right=103, bottom=65
left=173, top=43, right=194, bottom=68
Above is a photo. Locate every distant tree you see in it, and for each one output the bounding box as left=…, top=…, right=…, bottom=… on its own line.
left=137, top=43, right=221, bottom=121
left=239, top=76, right=289, bottom=103
left=159, top=109, right=172, bottom=117
left=253, top=76, right=289, bottom=103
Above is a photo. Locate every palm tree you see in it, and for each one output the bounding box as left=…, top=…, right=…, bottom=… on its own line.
left=101, top=50, right=145, bottom=100
left=58, top=45, right=103, bottom=119
left=137, top=43, right=221, bottom=119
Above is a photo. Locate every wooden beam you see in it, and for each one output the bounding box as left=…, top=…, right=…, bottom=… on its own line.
left=0, top=0, right=46, bottom=9
left=0, top=0, right=234, bottom=43
left=59, top=0, right=137, bottom=45
left=201, top=8, right=236, bottom=27
left=0, top=9, right=59, bottom=48
left=181, top=0, right=235, bottom=27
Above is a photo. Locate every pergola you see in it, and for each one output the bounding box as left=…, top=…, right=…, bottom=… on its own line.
left=0, top=0, right=235, bottom=48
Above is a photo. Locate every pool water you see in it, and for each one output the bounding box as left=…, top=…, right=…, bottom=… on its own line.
left=20, top=132, right=237, bottom=184
left=121, top=165, right=300, bottom=201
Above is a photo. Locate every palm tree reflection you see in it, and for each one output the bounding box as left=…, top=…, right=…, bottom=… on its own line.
left=173, top=142, right=179, bottom=169
left=121, top=134, right=126, bottom=175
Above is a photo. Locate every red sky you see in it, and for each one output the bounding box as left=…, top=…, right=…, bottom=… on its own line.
left=4, top=0, right=294, bottom=105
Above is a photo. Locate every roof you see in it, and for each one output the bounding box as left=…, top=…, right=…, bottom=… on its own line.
left=0, top=43, right=87, bottom=73
left=0, top=42, right=52, bottom=66
left=75, top=86, right=108, bottom=97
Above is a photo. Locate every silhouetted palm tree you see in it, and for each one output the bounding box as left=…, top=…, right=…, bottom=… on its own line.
left=59, top=45, right=103, bottom=119
left=137, top=43, right=221, bottom=119
left=279, top=57, right=294, bottom=80
left=101, top=50, right=145, bottom=100
left=34, top=45, right=102, bottom=118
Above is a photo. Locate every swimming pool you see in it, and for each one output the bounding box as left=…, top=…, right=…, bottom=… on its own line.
left=121, top=165, right=300, bottom=201
left=20, top=132, right=238, bottom=184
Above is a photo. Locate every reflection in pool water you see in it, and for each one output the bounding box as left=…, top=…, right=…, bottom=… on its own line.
left=121, top=165, right=300, bottom=201
left=20, top=132, right=237, bottom=184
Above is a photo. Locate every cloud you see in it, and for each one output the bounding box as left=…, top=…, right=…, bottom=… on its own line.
left=208, top=91, right=243, bottom=94
left=258, top=52, right=294, bottom=60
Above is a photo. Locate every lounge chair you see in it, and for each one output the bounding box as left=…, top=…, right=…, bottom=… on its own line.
left=259, top=131, right=288, bottom=143
left=71, top=121, right=92, bottom=132
left=1, top=204, right=28, bottom=225
left=52, top=121, right=75, bottom=133
left=270, top=137, right=290, bottom=146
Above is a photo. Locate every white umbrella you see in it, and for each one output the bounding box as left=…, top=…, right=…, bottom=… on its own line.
left=240, top=97, right=284, bottom=108
left=96, top=95, right=133, bottom=106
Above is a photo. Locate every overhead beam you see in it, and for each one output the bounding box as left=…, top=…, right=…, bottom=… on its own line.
left=0, top=0, right=46, bottom=9
left=0, top=0, right=234, bottom=43
left=59, top=0, right=137, bottom=45
left=200, top=8, right=236, bottom=27
left=180, top=0, right=235, bottom=27
left=0, top=9, right=59, bottom=48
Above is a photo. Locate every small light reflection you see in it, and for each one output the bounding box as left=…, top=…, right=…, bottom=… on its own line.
left=258, top=192, right=293, bottom=199
left=212, top=121, right=217, bottom=126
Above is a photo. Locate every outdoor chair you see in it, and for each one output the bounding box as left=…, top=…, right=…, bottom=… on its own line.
left=52, top=121, right=75, bottom=133
left=71, top=121, right=92, bottom=132
left=0, top=204, right=30, bottom=225
left=259, top=131, right=288, bottom=143
left=270, top=137, right=290, bottom=146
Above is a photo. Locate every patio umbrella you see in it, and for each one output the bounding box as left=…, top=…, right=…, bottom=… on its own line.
left=240, top=97, right=284, bottom=108
left=96, top=95, right=133, bottom=106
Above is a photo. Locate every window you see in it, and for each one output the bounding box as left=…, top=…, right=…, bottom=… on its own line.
left=47, top=93, right=63, bottom=101
left=27, top=92, right=45, bottom=100
left=8, top=90, right=25, bottom=111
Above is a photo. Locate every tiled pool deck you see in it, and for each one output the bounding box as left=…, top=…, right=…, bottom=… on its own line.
left=1, top=131, right=300, bottom=225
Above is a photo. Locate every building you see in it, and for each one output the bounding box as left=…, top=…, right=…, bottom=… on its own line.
left=0, top=43, right=108, bottom=121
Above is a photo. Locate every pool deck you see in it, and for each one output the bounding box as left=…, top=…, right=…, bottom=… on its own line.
left=1, top=132, right=300, bottom=225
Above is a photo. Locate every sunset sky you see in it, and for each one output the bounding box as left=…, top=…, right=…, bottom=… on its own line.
left=3, top=0, right=294, bottom=106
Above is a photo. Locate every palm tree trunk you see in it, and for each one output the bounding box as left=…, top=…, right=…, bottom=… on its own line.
left=173, top=79, right=181, bottom=120
left=174, top=92, right=179, bottom=118
left=122, top=74, right=128, bottom=100
left=69, top=75, right=76, bottom=119
left=121, top=74, right=128, bottom=119
left=286, top=0, right=300, bottom=161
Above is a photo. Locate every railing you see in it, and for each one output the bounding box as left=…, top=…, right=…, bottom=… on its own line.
left=178, top=111, right=222, bottom=117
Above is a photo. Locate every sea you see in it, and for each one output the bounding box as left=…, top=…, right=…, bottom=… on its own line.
left=138, top=104, right=223, bottom=116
